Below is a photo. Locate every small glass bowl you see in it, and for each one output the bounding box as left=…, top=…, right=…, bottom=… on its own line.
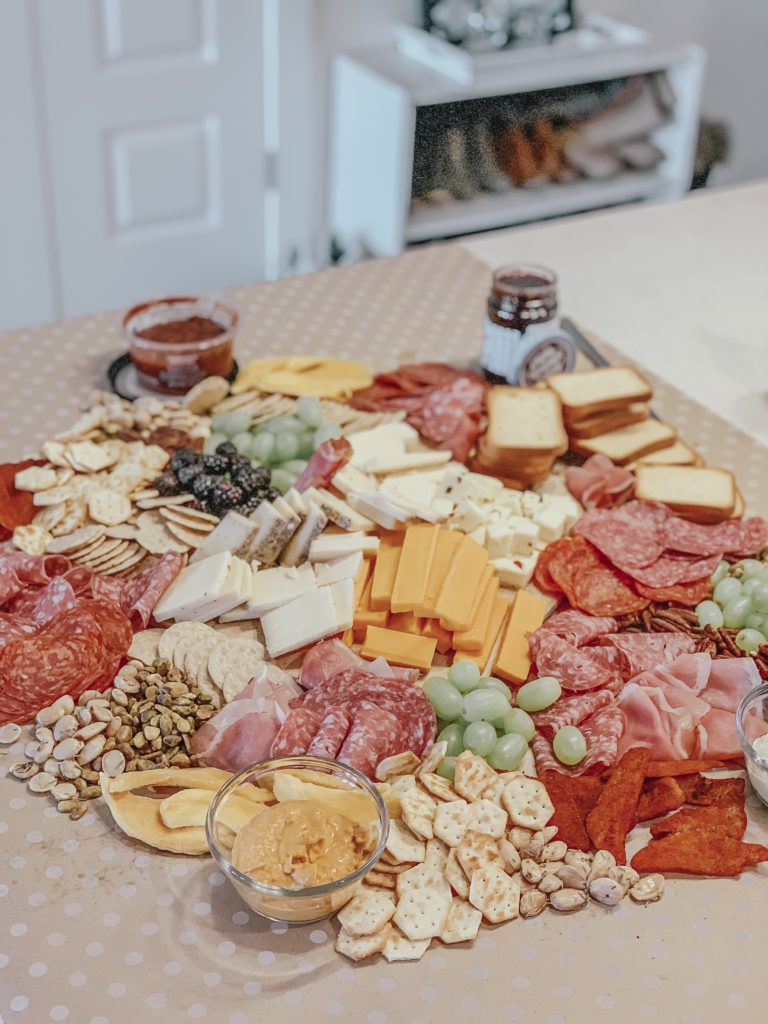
left=206, top=756, right=389, bottom=924
left=736, top=682, right=768, bottom=807
left=124, top=295, right=237, bottom=395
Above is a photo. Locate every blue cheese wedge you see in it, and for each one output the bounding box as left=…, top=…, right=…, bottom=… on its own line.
left=261, top=586, right=338, bottom=657
left=153, top=552, right=232, bottom=622
left=313, top=551, right=363, bottom=587
left=309, top=532, right=380, bottom=562
left=189, top=512, right=257, bottom=565
left=245, top=502, right=298, bottom=566
left=279, top=502, right=328, bottom=567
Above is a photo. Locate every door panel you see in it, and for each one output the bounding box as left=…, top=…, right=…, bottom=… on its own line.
left=35, top=0, right=264, bottom=317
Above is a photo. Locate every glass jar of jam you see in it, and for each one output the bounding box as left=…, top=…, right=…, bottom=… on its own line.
left=481, top=264, right=575, bottom=385
left=124, top=295, right=237, bottom=395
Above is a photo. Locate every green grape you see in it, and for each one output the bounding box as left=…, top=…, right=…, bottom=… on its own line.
left=436, top=756, right=456, bottom=781
left=723, top=595, right=752, bottom=629
left=220, top=409, right=251, bottom=436
left=281, top=459, right=309, bottom=475
left=448, top=660, right=481, bottom=693
left=297, top=431, right=317, bottom=459
left=477, top=677, right=512, bottom=702
left=752, top=581, right=768, bottom=614
left=423, top=677, right=463, bottom=721
left=553, top=726, right=587, bottom=766
left=739, top=559, right=765, bottom=581
left=695, top=599, right=724, bottom=629
left=735, top=628, right=766, bottom=654
left=203, top=431, right=228, bottom=455
left=742, top=578, right=762, bottom=598
left=745, top=612, right=767, bottom=631
left=232, top=431, right=254, bottom=455
left=250, top=432, right=275, bottom=463
left=460, top=689, right=510, bottom=723
left=493, top=707, right=535, bottom=742
left=713, top=577, right=742, bottom=605
left=210, top=411, right=235, bottom=435
left=487, top=733, right=528, bottom=771
left=516, top=676, right=561, bottom=713
left=710, top=561, right=730, bottom=586
left=295, top=396, right=324, bottom=429
left=314, top=423, right=342, bottom=446
left=270, top=468, right=294, bottom=494
left=462, top=721, right=497, bottom=757
left=267, top=415, right=305, bottom=435
left=437, top=723, right=465, bottom=758
left=274, top=432, right=300, bottom=463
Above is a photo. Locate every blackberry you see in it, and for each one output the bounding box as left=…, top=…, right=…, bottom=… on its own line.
left=207, top=480, right=245, bottom=517
left=153, top=471, right=181, bottom=497
left=227, top=452, right=252, bottom=472
left=201, top=453, right=230, bottom=475
left=170, top=448, right=201, bottom=474
left=231, top=464, right=271, bottom=494
left=191, top=473, right=219, bottom=502
left=235, top=495, right=266, bottom=517
left=176, top=461, right=204, bottom=489
left=215, top=441, right=237, bottom=457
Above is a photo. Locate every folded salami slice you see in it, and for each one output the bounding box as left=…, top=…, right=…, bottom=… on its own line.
left=661, top=515, right=768, bottom=558
left=337, top=701, right=405, bottom=778
left=595, top=633, right=697, bottom=680
left=91, top=551, right=185, bottom=630
left=529, top=629, right=623, bottom=692
left=531, top=704, right=626, bottom=777
left=306, top=706, right=352, bottom=760
left=543, top=610, right=618, bottom=648
left=271, top=708, right=323, bottom=758
left=572, top=501, right=668, bottom=569
left=533, top=689, right=614, bottom=739
left=617, top=551, right=722, bottom=588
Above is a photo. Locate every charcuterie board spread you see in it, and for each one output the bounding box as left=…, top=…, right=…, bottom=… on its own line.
left=2, top=351, right=768, bottom=985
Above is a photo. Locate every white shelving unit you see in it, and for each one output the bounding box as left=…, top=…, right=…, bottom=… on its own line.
left=329, top=17, right=704, bottom=257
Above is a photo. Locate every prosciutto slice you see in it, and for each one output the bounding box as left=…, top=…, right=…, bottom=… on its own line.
left=565, top=454, right=635, bottom=510
left=295, top=438, right=352, bottom=493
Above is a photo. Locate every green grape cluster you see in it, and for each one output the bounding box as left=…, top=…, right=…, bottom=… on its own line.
left=698, top=558, right=768, bottom=654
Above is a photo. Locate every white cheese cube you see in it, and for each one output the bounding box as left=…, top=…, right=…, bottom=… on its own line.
left=189, top=512, right=256, bottom=565
left=542, top=494, right=581, bottom=532
left=508, top=516, right=540, bottom=556
left=261, top=587, right=338, bottom=657
left=329, top=577, right=355, bottom=631
left=153, top=552, right=232, bottom=622
left=309, top=532, right=380, bottom=562
left=492, top=553, right=539, bottom=590
left=313, top=551, right=363, bottom=587
left=534, top=505, right=568, bottom=543
left=486, top=524, right=513, bottom=560
left=434, top=465, right=468, bottom=502
left=452, top=498, right=485, bottom=534
left=468, top=525, right=486, bottom=547
left=455, top=472, right=504, bottom=504
left=495, top=489, right=524, bottom=516
left=520, top=490, right=543, bottom=517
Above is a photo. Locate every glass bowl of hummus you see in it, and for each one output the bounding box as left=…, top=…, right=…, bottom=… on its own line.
left=206, top=755, right=389, bottom=924
left=736, top=682, right=768, bottom=807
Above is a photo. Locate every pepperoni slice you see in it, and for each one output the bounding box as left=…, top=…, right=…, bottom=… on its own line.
left=307, top=707, right=352, bottom=760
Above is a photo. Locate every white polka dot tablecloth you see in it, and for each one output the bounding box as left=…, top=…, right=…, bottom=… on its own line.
left=1, top=244, right=768, bottom=1024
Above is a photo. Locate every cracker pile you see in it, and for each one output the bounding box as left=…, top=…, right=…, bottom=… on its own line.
left=129, top=621, right=266, bottom=705
left=54, top=389, right=211, bottom=447
left=213, top=390, right=405, bottom=435
left=337, top=749, right=665, bottom=962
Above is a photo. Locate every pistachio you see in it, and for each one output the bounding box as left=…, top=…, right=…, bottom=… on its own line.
left=102, top=750, right=126, bottom=778
left=541, top=840, right=568, bottom=863
left=51, top=782, right=78, bottom=801
left=52, top=695, right=75, bottom=715
left=520, top=890, right=547, bottom=919
left=34, top=725, right=54, bottom=745
left=90, top=704, right=113, bottom=724
left=80, top=785, right=102, bottom=801
left=72, top=777, right=87, bottom=793
left=549, top=888, right=587, bottom=913
left=588, top=850, right=617, bottom=884
left=116, top=725, right=133, bottom=744
left=77, top=736, right=106, bottom=764
left=538, top=873, right=564, bottom=895
left=0, top=722, right=21, bottom=744
left=35, top=705, right=65, bottom=727
left=554, top=864, right=587, bottom=891
left=59, top=760, right=82, bottom=780
left=80, top=768, right=99, bottom=784
left=28, top=772, right=57, bottom=793
left=509, top=827, right=533, bottom=851
left=78, top=689, right=102, bottom=707
left=144, top=725, right=160, bottom=741
left=498, top=838, right=521, bottom=874
left=75, top=707, right=93, bottom=727
left=589, top=877, right=625, bottom=907
left=629, top=874, right=665, bottom=904
left=69, top=803, right=88, bottom=821
left=30, top=739, right=55, bottom=764
left=53, top=737, right=84, bottom=761
left=608, top=865, right=640, bottom=894
left=57, top=799, right=79, bottom=813
left=11, top=761, right=39, bottom=780
left=43, top=758, right=62, bottom=778
left=110, top=688, right=129, bottom=707
left=521, top=859, right=543, bottom=885
left=76, top=721, right=107, bottom=741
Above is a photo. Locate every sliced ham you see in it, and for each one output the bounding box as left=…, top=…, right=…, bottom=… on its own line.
left=565, top=454, right=635, bottom=511
left=696, top=708, right=743, bottom=760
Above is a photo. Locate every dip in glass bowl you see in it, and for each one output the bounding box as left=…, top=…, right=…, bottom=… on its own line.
left=206, top=756, right=389, bottom=924
left=736, top=682, right=768, bottom=806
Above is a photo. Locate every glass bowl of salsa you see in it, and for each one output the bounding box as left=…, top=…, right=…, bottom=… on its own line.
left=124, top=295, right=237, bottom=395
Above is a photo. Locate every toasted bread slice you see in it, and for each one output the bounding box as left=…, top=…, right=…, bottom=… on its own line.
left=572, top=419, right=676, bottom=466
left=634, top=465, right=737, bottom=524
left=548, top=366, right=653, bottom=418
left=483, top=387, right=568, bottom=457
left=568, top=401, right=649, bottom=439
left=628, top=438, right=703, bottom=470
left=730, top=488, right=745, bottom=520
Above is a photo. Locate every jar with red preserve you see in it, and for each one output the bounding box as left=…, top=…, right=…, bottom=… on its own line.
left=481, top=264, right=575, bottom=386
left=124, top=296, right=237, bottom=395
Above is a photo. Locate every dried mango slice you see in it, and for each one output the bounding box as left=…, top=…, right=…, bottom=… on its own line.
left=107, top=767, right=234, bottom=794
left=272, top=773, right=385, bottom=826
left=101, top=779, right=208, bottom=855
left=160, top=788, right=267, bottom=831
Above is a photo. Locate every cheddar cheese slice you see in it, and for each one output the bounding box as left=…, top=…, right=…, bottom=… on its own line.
left=388, top=611, right=424, bottom=634
left=415, top=529, right=462, bottom=617
left=354, top=558, right=373, bottom=609
left=390, top=524, right=440, bottom=614
left=434, top=534, right=489, bottom=631
left=370, top=533, right=402, bottom=612
left=360, top=626, right=437, bottom=672
left=353, top=575, right=389, bottom=632
left=454, top=595, right=509, bottom=673
left=452, top=569, right=499, bottom=653
left=421, top=617, right=453, bottom=655
left=493, top=589, right=548, bottom=685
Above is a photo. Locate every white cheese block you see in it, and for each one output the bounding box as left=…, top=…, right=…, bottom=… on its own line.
left=434, top=465, right=468, bottom=502
left=492, top=553, right=539, bottom=590
left=332, top=464, right=379, bottom=497
left=279, top=502, right=328, bottom=567
left=385, top=493, right=447, bottom=525
left=452, top=498, right=485, bottom=534
left=379, top=473, right=438, bottom=508
left=495, top=489, right=524, bottom=516
left=273, top=495, right=301, bottom=527
left=153, top=552, right=232, bottom=622
left=307, top=488, right=375, bottom=532
left=486, top=523, right=513, bottom=560
left=347, top=493, right=409, bottom=531
left=452, top=472, right=504, bottom=504
left=348, top=423, right=420, bottom=467
left=243, top=562, right=317, bottom=617
left=329, top=577, right=355, bottom=631
left=541, top=493, right=581, bottom=532
left=261, top=586, right=338, bottom=657
left=509, top=516, right=540, bottom=556
left=534, top=505, right=568, bottom=543
left=313, top=551, right=363, bottom=587
left=186, top=556, right=252, bottom=621
left=189, top=512, right=256, bottom=565
left=362, top=450, right=452, bottom=475
left=309, top=532, right=380, bottom=561
left=283, top=488, right=307, bottom=517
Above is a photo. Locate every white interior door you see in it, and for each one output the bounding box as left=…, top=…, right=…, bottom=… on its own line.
left=35, top=0, right=265, bottom=318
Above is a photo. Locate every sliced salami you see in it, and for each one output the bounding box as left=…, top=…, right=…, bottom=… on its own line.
left=634, top=577, right=713, bottom=607
left=533, top=690, right=614, bottom=740
left=337, top=701, right=406, bottom=778
left=661, top=515, right=768, bottom=558
left=91, top=551, right=185, bottom=629
left=617, top=551, right=722, bottom=588
left=0, top=550, right=70, bottom=584
left=28, top=577, right=78, bottom=627
left=572, top=502, right=667, bottom=569
left=307, top=706, right=352, bottom=760
left=595, top=633, right=697, bottom=680
left=270, top=708, right=323, bottom=758
left=544, top=610, right=618, bottom=648
left=531, top=704, right=625, bottom=777
left=529, top=629, right=623, bottom=691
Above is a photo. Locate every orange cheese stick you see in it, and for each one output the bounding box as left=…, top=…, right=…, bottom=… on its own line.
left=493, top=589, right=548, bottom=684
left=391, top=524, right=440, bottom=614
left=354, top=574, right=389, bottom=631
left=360, top=625, right=437, bottom=672
left=453, top=571, right=499, bottom=653
left=453, top=595, right=509, bottom=673
left=354, top=558, right=373, bottom=609
left=370, top=533, right=402, bottom=612
left=434, top=534, right=489, bottom=631
left=388, top=611, right=424, bottom=633
left=416, top=529, right=462, bottom=617
left=421, top=618, right=453, bottom=655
